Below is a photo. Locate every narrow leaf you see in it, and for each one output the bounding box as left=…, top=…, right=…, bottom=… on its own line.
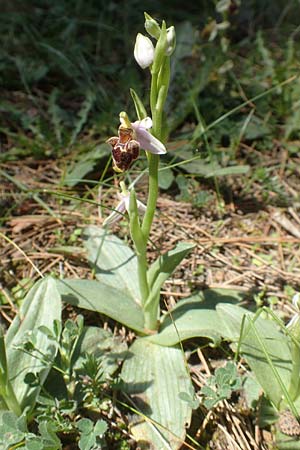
left=204, top=165, right=250, bottom=177
left=0, top=326, right=8, bottom=386
left=130, top=88, right=147, bottom=120
left=146, top=242, right=195, bottom=303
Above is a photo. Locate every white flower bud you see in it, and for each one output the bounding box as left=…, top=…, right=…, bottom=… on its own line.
left=134, top=33, right=154, bottom=69
left=166, top=26, right=176, bottom=56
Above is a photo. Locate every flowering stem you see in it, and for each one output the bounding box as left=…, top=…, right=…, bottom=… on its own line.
left=142, top=153, right=159, bottom=241
left=141, top=63, right=170, bottom=331
left=150, top=72, right=158, bottom=124
left=131, top=18, right=170, bottom=331
left=129, top=190, right=149, bottom=306
left=142, top=60, right=170, bottom=242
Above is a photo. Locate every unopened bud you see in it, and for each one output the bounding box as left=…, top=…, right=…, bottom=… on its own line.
left=144, top=12, right=161, bottom=40
left=166, top=26, right=176, bottom=56
left=134, top=33, right=155, bottom=69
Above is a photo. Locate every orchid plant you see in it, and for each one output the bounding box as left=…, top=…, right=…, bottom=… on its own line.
left=59, top=13, right=300, bottom=449
left=57, top=14, right=201, bottom=448
left=57, top=18, right=300, bottom=443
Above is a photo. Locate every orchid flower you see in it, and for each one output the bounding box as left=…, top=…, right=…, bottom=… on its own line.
left=106, top=112, right=166, bottom=172
left=103, top=183, right=146, bottom=226
left=131, top=117, right=166, bottom=155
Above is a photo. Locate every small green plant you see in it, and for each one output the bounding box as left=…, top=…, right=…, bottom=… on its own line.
left=77, top=418, right=107, bottom=450
left=200, top=362, right=242, bottom=409
left=0, top=411, right=108, bottom=450
left=0, top=412, right=62, bottom=450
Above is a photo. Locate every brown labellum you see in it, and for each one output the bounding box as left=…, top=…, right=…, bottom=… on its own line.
left=106, top=126, right=140, bottom=172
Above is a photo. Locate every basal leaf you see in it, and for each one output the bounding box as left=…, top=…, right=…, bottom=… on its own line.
left=83, top=226, right=140, bottom=304
left=57, top=279, right=145, bottom=334
left=148, top=289, right=243, bottom=346
left=121, top=339, right=193, bottom=450
left=5, top=277, right=61, bottom=411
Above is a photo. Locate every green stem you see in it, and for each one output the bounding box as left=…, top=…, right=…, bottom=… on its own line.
left=150, top=72, right=158, bottom=123
left=143, top=309, right=159, bottom=331
left=137, top=252, right=149, bottom=307
left=141, top=154, right=159, bottom=241
left=129, top=190, right=149, bottom=306
left=142, top=58, right=169, bottom=242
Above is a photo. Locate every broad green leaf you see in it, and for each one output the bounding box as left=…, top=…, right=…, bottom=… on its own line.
left=5, top=277, right=61, bottom=411
left=83, top=226, right=140, bottom=304
left=57, top=279, right=145, bottom=334
left=26, top=437, right=45, bottom=450
left=169, top=147, right=249, bottom=177
left=217, top=304, right=292, bottom=408
left=242, top=375, right=262, bottom=410
left=148, top=289, right=243, bottom=346
left=72, top=326, right=127, bottom=378
left=121, top=339, right=193, bottom=450
left=77, top=419, right=94, bottom=450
